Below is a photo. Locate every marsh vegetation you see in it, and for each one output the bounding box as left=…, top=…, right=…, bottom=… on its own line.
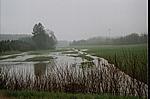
left=0, top=46, right=148, bottom=98
left=0, top=23, right=148, bottom=98
left=71, top=44, right=147, bottom=84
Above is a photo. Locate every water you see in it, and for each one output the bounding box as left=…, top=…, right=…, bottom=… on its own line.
left=0, top=48, right=148, bottom=96
left=0, top=49, right=86, bottom=77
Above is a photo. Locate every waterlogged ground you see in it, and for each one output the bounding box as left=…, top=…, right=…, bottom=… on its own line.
left=0, top=48, right=148, bottom=96
left=0, top=48, right=89, bottom=77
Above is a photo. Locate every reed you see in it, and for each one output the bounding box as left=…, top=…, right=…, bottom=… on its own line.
left=83, top=44, right=147, bottom=84
left=0, top=62, right=147, bottom=97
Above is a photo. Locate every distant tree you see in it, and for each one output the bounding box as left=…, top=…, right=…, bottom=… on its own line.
left=140, top=34, right=148, bottom=43
left=124, top=33, right=140, bottom=43
left=32, top=23, right=57, bottom=49
left=44, top=29, right=57, bottom=49
left=70, top=33, right=147, bottom=46
left=0, top=22, right=57, bottom=53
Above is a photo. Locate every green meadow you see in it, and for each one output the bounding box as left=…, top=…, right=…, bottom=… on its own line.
left=72, top=44, right=148, bottom=84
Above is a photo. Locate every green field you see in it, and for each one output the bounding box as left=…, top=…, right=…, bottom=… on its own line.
left=0, top=90, right=143, bottom=99
left=72, top=44, right=148, bottom=84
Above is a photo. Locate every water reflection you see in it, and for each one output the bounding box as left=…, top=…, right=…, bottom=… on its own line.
left=0, top=51, right=84, bottom=77
left=46, top=59, right=57, bottom=73
left=34, top=63, right=46, bottom=77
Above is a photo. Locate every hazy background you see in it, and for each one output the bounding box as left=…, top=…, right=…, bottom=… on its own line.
left=0, top=0, right=147, bottom=41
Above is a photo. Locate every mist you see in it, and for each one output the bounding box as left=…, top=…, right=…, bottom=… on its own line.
left=0, top=0, right=147, bottom=41
left=0, top=0, right=148, bottom=97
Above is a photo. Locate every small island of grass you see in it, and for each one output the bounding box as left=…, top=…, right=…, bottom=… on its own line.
left=25, top=56, right=53, bottom=62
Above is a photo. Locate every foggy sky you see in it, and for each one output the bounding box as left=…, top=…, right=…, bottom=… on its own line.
left=0, top=0, right=147, bottom=41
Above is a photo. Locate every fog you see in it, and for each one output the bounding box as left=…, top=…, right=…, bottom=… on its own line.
left=0, top=0, right=147, bottom=41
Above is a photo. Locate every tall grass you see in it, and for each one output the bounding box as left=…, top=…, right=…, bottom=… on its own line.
left=79, top=44, right=148, bottom=84
left=0, top=62, right=147, bottom=97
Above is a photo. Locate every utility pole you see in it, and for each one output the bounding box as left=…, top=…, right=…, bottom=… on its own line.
left=108, top=28, right=111, bottom=39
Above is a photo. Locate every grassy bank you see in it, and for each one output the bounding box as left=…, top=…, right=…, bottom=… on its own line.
left=25, top=56, right=53, bottom=62
left=0, top=51, right=22, bottom=56
left=71, top=44, right=148, bottom=84
left=0, top=90, right=144, bottom=99
left=0, top=54, right=22, bottom=60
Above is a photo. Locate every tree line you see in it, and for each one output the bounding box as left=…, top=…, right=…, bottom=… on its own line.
left=70, top=33, right=148, bottom=46
left=0, top=23, right=57, bottom=53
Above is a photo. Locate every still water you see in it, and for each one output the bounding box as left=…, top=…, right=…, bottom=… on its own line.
left=0, top=50, right=87, bottom=77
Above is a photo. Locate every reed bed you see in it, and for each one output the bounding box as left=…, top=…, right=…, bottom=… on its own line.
left=0, top=61, right=148, bottom=97
left=79, top=44, right=148, bottom=84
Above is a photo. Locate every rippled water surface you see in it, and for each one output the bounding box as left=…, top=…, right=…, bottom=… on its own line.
left=0, top=50, right=87, bottom=77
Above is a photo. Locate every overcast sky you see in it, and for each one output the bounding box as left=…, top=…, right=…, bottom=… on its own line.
left=0, top=0, right=147, bottom=41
